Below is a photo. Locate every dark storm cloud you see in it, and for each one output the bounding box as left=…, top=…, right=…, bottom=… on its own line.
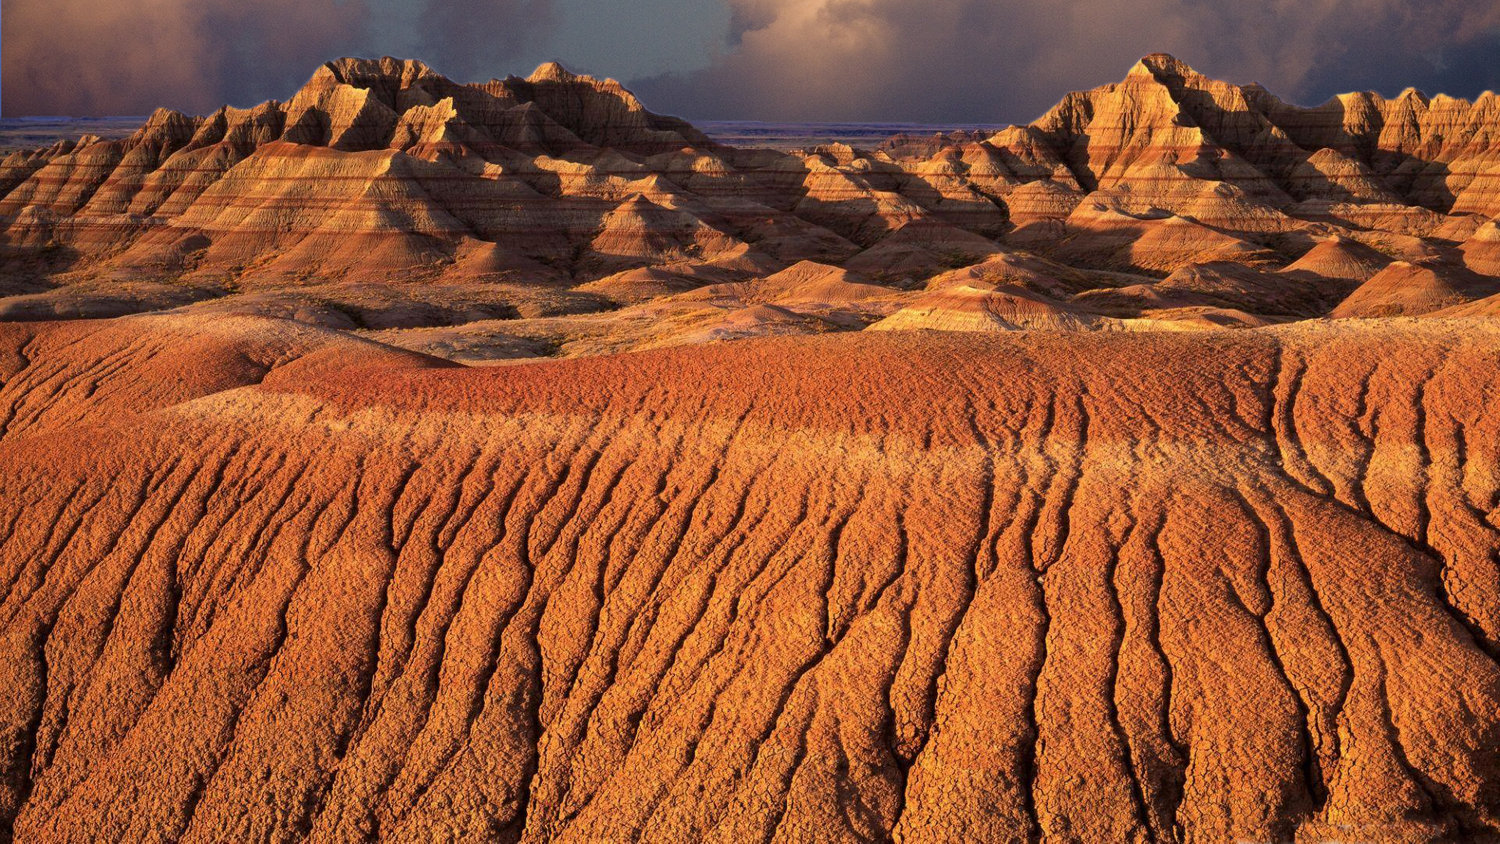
left=3, top=0, right=367, bottom=116
left=3, top=0, right=1497, bottom=120
left=0, top=0, right=557, bottom=116
left=410, top=0, right=556, bottom=83
left=631, top=0, right=1500, bottom=122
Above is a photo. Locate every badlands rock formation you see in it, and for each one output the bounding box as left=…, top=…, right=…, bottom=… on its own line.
left=3, top=54, right=1500, bottom=842
left=0, top=54, right=1498, bottom=357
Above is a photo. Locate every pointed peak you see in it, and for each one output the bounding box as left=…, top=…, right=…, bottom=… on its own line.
left=136, top=107, right=195, bottom=135
left=1395, top=86, right=1431, bottom=106
left=1130, top=53, right=1197, bottom=82
left=1141, top=53, right=1190, bottom=73
left=144, top=106, right=189, bottom=123
left=529, top=62, right=577, bottom=84
left=1336, top=90, right=1382, bottom=107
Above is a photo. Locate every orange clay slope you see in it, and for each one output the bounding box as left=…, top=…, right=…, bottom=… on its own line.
left=3, top=313, right=1500, bottom=841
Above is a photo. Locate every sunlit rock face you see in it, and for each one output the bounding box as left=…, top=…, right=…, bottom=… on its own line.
left=3, top=56, right=1500, bottom=840
left=0, top=53, right=1497, bottom=352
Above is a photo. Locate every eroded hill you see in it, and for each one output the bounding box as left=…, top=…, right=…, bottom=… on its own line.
left=1, top=313, right=1499, bottom=841
left=0, top=55, right=1498, bottom=361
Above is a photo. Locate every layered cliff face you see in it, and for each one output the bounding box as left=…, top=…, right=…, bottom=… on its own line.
left=1, top=55, right=1499, bottom=360
left=3, top=314, right=1500, bottom=841
left=1012, top=53, right=1500, bottom=220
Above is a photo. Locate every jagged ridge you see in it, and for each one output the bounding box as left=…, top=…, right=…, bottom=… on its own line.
left=0, top=55, right=1498, bottom=357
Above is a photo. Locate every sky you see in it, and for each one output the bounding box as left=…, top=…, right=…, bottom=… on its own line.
left=3, top=0, right=1499, bottom=123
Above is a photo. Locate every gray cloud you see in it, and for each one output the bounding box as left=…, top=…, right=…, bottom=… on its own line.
left=3, top=0, right=370, bottom=116
left=631, top=0, right=1500, bottom=123
left=4, top=0, right=1497, bottom=121
left=411, top=0, right=557, bottom=83
left=0, top=0, right=557, bottom=116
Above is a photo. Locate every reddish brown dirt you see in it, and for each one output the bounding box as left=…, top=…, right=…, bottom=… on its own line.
left=2, top=314, right=1499, bottom=841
